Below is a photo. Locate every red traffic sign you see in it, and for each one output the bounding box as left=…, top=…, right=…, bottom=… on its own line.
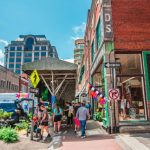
left=108, top=89, right=120, bottom=101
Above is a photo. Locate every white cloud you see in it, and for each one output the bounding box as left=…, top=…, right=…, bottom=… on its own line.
left=70, top=36, right=82, bottom=41
left=0, top=39, right=8, bottom=46
left=72, top=22, right=86, bottom=35
left=64, top=58, right=74, bottom=63
left=0, top=39, right=8, bottom=66
left=0, top=49, right=4, bottom=66
left=71, top=22, right=86, bottom=41
left=61, top=58, right=74, bottom=63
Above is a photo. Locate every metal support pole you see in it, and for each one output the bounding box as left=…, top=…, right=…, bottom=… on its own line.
left=112, top=68, right=116, bottom=133
left=30, top=99, right=34, bottom=140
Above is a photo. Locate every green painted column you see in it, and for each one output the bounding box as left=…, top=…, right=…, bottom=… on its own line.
left=102, top=55, right=110, bottom=128
left=143, top=51, right=150, bottom=101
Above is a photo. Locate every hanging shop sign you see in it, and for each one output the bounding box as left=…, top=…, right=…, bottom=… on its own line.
left=108, top=89, right=120, bottom=101
left=105, top=62, right=121, bottom=68
left=103, top=1, right=113, bottom=41
left=103, top=0, right=112, bottom=5
left=29, top=87, right=39, bottom=94
left=30, top=69, right=40, bottom=88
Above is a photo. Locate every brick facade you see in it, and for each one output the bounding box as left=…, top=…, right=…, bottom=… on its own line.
left=112, top=0, right=150, bottom=51
left=0, top=65, right=19, bottom=93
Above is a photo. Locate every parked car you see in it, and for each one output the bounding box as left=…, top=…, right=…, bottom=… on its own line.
left=0, top=100, right=20, bottom=123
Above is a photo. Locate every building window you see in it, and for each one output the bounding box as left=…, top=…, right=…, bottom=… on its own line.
left=16, top=58, right=21, bottom=62
left=10, top=47, right=15, bottom=51
left=10, top=52, right=15, bottom=57
left=15, top=70, right=20, bottom=74
left=34, top=52, right=39, bottom=57
left=24, top=58, right=32, bottom=63
left=17, top=47, right=22, bottom=51
left=41, top=46, right=46, bottom=51
left=0, top=80, right=2, bottom=88
left=9, top=64, right=14, bottom=68
left=16, top=64, right=21, bottom=68
left=35, top=46, right=39, bottom=51
left=115, top=54, right=142, bottom=75
left=91, top=41, right=95, bottom=62
left=25, top=37, right=34, bottom=50
left=116, top=54, right=146, bottom=121
left=34, top=57, right=39, bottom=61
left=50, top=53, right=53, bottom=57
left=16, top=52, right=22, bottom=57
left=9, top=58, right=14, bottom=62
left=24, top=52, right=32, bottom=57
left=96, top=19, right=101, bottom=50
left=0, top=80, right=5, bottom=89
left=41, top=52, right=46, bottom=56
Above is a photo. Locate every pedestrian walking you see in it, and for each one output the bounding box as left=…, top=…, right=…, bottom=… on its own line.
left=76, top=102, right=90, bottom=138
left=73, top=102, right=81, bottom=133
left=64, top=102, right=69, bottom=126
left=53, top=104, right=62, bottom=133
left=40, top=105, right=51, bottom=141
left=68, top=103, right=74, bottom=126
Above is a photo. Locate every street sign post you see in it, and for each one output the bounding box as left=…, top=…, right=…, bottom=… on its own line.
left=29, top=69, right=40, bottom=88
left=108, top=89, right=120, bottom=101
left=29, top=87, right=39, bottom=94
left=105, top=62, right=121, bottom=68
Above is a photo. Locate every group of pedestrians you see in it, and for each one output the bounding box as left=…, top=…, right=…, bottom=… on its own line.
left=64, top=101, right=91, bottom=138
left=33, top=100, right=91, bottom=141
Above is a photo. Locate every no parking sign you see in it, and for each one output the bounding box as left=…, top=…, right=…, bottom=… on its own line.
left=108, top=89, right=120, bottom=101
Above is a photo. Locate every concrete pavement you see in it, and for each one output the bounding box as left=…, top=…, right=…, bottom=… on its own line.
left=118, top=133, right=150, bottom=150
left=0, top=120, right=149, bottom=150
left=48, top=120, right=127, bottom=150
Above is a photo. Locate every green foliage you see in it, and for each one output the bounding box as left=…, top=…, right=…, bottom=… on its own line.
left=0, top=127, right=18, bottom=143
left=28, top=113, right=32, bottom=121
left=15, top=121, right=29, bottom=131
left=42, top=88, right=49, bottom=101
left=95, top=112, right=104, bottom=122
left=0, top=109, right=12, bottom=120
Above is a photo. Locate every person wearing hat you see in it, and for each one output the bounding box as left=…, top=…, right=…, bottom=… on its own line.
left=40, top=105, right=51, bottom=140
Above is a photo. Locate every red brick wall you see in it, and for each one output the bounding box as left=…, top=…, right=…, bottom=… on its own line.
left=112, top=0, right=150, bottom=51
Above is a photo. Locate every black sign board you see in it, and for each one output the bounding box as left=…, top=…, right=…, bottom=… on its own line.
left=105, top=62, right=121, bottom=68
left=103, top=0, right=113, bottom=41
left=30, top=87, right=39, bottom=94
left=103, top=0, right=112, bottom=5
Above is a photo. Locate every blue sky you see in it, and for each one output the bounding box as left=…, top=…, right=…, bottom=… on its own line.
left=0, top=0, right=91, bottom=65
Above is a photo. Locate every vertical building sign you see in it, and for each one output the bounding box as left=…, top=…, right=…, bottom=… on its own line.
left=103, top=0, right=113, bottom=40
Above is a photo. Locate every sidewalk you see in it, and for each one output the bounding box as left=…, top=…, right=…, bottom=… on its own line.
left=48, top=120, right=125, bottom=150
left=118, top=133, right=150, bottom=150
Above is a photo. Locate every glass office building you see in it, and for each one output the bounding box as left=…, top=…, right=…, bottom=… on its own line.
left=5, top=35, right=59, bottom=74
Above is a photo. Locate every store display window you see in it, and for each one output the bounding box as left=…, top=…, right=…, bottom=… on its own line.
left=116, top=53, right=146, bottom=121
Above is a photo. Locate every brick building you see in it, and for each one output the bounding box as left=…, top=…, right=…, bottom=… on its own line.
left=0, top=65, right=19, bottom=93
left=78, top=0, right=150, bottom=133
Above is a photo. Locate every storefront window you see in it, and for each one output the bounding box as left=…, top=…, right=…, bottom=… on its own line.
left=116, top=54, right=146, bottom=121
left=115, top=54, right=142, bottom=75
left=117, top=77, right=145, bottom=121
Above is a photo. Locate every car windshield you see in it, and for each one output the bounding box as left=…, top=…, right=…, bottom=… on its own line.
left=0, top=103, right=16, bottom=111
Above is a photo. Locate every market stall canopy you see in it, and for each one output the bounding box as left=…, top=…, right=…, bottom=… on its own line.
left=22, top=57, right=78, bottom=101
